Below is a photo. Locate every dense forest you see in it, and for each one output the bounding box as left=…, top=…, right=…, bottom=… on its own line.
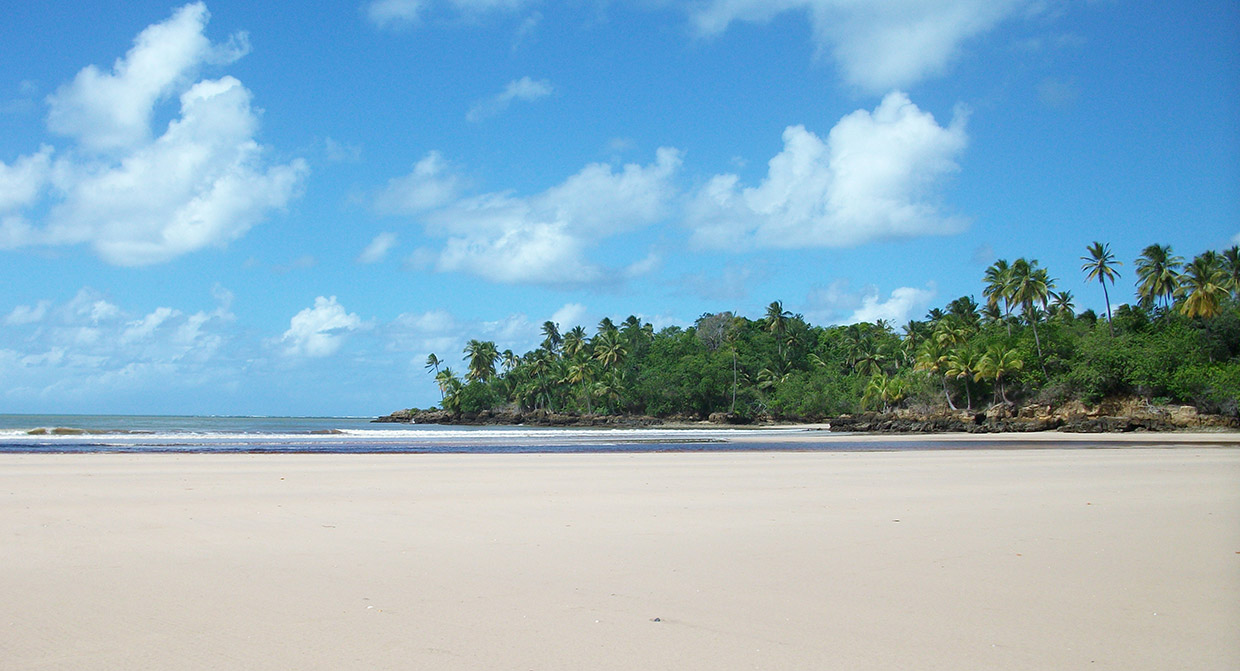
left=417, top=243, right=1240, bottom=421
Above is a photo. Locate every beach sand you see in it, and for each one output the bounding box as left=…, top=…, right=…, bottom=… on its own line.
left=2, top=437, right=1238, bottom=669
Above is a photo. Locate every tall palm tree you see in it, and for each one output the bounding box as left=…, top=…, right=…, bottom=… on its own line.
left=463, top=339, right=499, bottom=382
left=764, top=301, right=792, bottom=358
left=540, top=321, right=561, bottom=355
left=1222, top=246, right=1240, bottom=299
left=500, top=349, right=519, bottom=374
left=982, top=259, right=1015, bottom=336
left=562, top=326, right=588, bottom=360
left=1081, top=241, right=1122, bottom=336
left=425, top=353, right=443, bottom=401
left=1009, top=257, right=1053, bottom=377
left=1135, top=243, right=1183, bottom=310
left=1179, top=255, right=1228, bottom=319
left=436, top=368, right=462, bottom=412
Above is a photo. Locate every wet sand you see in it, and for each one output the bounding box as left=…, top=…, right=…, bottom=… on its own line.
left=2, top=441, right=1238, bottom=669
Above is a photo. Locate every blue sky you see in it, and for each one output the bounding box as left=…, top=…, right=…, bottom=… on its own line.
left=1, top=0, right=1237, bottom=415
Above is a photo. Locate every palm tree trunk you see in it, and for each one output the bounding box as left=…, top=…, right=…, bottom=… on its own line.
left=942, top=375, right=957, bottom=410
left=1102, top=281, right=1115, bottom=337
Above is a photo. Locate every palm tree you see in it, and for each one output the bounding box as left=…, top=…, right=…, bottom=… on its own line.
left=983, top=259, right=1014, bottom=336
left=976, top=344, right=1023, bottom=405
left=945, top=344, right=981, bottom=410
left=1081, top=241, right=1122, bottom=336
left=1135, top=243, right=1183, bottom=310
left=500, top=349, right=519, bottom=374
left=1222, top=246, right=1240, bottom=299
left=436, top=368, right=463, bottom=412
left=1009, top=258, right=1053, bottom=377
left=764, top=301, right=792, bottom=358
left=1179, top=255, right=1229, bottom=319
left=463, top=339, right=499, bottom=382
left=592, top=329, right=627, bottom=370
left=425, top=353, right=443, bottom=401
left=562, top=326, right=588, bottom=360
left=1049, top=290, right=1075, bottom=321
left=540, top=321, right=561, bottom=355
left=862, top=374, right=906, bottom=412
left=915, top=338, right=956, bottom=410
left=563, top=359, right=595, bottom=414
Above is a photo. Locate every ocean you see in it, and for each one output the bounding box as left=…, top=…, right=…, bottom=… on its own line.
left=0, top=414, right=820, bottom=454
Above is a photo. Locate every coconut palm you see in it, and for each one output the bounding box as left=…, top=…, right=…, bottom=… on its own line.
left=1222, top=246, right=1240, bottom=298
left=562, top=326, right=588, bottom=360
left=540, top=321, right=561, bottom=354
left=983, top=259, right=1015, bottom=336
left=463, top=339, right=499, bottom=382
left=945, top=344, right=982, bottom=410
left=425, top=353, right=444, bottom=401
left=862, top=374, right=906, bottom=412
left=436, top=368, right=463, bottom=412
left=977, top=344, right=1023, bottom=405
left=500, top=349, right=519, bottom=374
left=1135, top=243, right=1183, bottom=310
left=1081, top=241, right=1122, bottom=335
left=592, top=329, right=627, bottom=370
left=915, top=338, right=957, bottom=410
left=1179, top=255, right=1229, bottom=319
left=563, top=359, right=596, bottom=414
left=1050, top=290, right=1075, bottom=321
left=1009, top=258, right=1053, bottom=377
left=764, top=301, right=793, bottom=357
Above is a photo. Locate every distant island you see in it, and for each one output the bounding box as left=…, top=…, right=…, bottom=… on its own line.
left=382, top=242, right=1240, bottom=433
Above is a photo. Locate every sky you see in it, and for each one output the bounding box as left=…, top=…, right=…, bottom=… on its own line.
left=1, top=0, right=1237, bottom=416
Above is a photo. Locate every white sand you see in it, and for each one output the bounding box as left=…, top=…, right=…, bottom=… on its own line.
left=2, top=444, right=1238, bottom=670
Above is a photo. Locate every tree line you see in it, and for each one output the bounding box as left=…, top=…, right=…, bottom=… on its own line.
left=420, top=243, right=1240, bottom=419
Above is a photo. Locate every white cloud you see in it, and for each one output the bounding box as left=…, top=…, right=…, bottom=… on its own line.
left=411, top=147, right=681, bottom=285
left=0, top=146, right=52, bottom=212
left=281, top=296, right=363, bottom=358
left=366, top=0, right=533, bottom=29
left=467, top=76, right=553, bottom=122
left=688, top=92, right=967, bottom=250
left=0, top=287, right=237, bottom=403
left=806, top=280, right=936, bottom=325
left=551, top=303, right=588, bottom=330
left=0, top=3, right=305, bottom=266
left=846, top=286, right=936, bottom=325
left=4, top=300, right=51, bottom=326
left=374, top=151, right=466, bottom=214
left=688, top=0, right=1032, bottom=92
left=358, top=232, right=398, bottom=263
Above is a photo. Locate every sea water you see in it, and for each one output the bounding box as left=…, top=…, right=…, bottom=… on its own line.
left=0, top=414, right=818, bottom=454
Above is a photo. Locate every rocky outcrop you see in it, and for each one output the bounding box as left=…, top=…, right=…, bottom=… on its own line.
left=375, top=397, right=1237, bottom=433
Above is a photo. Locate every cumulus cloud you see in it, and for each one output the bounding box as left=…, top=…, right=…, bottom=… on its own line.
left=366, top=0, right=532, bottom=29
left=0, top=286, right=237, bottom=404
left=401, top=147, right=681, bottom=285
left=688, top=0, right=1032, bottom=92
left=688, top=92, right=967, bottom=250
left=550, top=303, right=588, bottom=330
left=281, top=296, right=363, bottom=358
left=374, top=152, right=466, bottom=214
left=0, top=3, right=306, bottom=266
left=806, top=279, right=936, bottom=325
left=466, top=76, right=553, bottom=122
left=357, top=232, right=399, bottom=263
left=846, top=285, right=936, bottom=325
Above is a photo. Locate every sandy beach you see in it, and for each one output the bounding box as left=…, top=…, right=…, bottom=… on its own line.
left=3, top=436, right=1238, bottom=670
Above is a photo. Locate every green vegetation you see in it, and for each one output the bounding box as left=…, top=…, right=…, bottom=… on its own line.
left=425, top=244, right=1240, bottom=420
